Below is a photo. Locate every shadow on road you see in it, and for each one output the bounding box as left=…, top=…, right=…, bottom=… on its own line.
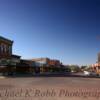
left=4, top=73, right=100, bottom=78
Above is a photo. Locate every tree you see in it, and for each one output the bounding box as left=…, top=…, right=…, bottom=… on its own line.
left=69, top=65, right=81, bottom=72
left=81, top=66, right=89, bottom=71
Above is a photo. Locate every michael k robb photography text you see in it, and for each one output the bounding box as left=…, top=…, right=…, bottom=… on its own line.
left=0, top=88, right=100, bottom=99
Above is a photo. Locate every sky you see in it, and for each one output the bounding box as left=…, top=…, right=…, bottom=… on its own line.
left=0, top=0, right=100, bottom=65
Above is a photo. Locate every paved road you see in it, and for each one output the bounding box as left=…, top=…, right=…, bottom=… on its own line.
left=0, top=77, right=100, bottom=100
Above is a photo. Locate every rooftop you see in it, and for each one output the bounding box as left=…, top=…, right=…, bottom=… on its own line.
left=0, top=36, right=13, bottom=44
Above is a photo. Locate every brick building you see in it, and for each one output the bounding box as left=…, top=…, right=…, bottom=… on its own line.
left=0, top=36, right=20, bottom=66
left=31, top=58, right=62, bottom=73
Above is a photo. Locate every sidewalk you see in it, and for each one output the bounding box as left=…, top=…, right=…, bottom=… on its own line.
left=0, top=76, right=6, bottom=79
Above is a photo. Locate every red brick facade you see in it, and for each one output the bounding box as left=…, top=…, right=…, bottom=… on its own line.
left=0, top=36, right=13, bottom=59
left=48, top=60, right=61, bottom=66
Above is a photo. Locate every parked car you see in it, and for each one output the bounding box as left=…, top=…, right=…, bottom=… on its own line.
left=90, top=71, right=97, bottom=76
left=83, top=71, right=90, bottom=76
left=84, top=71, right=97, bottom=76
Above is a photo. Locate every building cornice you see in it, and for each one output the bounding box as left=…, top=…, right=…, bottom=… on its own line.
left=0, top=36, right=13, bottom=45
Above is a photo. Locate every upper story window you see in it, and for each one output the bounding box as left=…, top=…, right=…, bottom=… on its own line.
left=4, top=45, right=7, bottom=53
left=8, top=46, right=12, bottom=55
left=0, top=45, right=1, bottom=54
left=0, top=43, right=12, bottom=55
left=1, top=44, right=4, bottom=53
left=0, top=36, right=13, bottom=57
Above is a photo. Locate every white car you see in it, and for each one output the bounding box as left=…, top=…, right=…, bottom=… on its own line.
left=90, top=71, right=97, bottom=76
left=83, top=71, right=90, bottom=76
left=84, top=71, right=97, bottom=76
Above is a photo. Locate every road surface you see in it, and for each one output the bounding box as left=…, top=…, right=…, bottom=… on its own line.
left=0, top=77, right=100, bottom=100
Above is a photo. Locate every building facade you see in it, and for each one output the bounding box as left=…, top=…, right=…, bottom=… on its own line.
left=0, top=36, right=20, bottom=66
left=31, top=58, right=62, bottom=73
left=91, top=53, right=100, bottom=75
left=31, top=58, right=61, bottom=67
left=0, top=36, right=13, bottom=59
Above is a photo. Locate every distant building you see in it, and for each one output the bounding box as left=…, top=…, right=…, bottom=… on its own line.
left=98, top=52, right=100, bottom=63
left=48, top=59, right=61, bottom=67
left=91, top=52, right=100, bottom=75
left=31, top=58, right=61, bottom=67
left=30, top=58, right=62, bottom=73
left=31, top=58, right=49, bottom=66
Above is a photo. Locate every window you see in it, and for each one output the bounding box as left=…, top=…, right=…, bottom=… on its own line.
left=4, top=45, right=7, bottom=53
left=9, top=46, right=12, bottom=55
left=0, top=45, right=1, bottom=54
left=2, top=44, right=5, bottom=54
left=1, top=44, right=3, bottom=54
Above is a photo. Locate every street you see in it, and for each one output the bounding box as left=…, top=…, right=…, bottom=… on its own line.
left=0, top=77, right=100, bottom=100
